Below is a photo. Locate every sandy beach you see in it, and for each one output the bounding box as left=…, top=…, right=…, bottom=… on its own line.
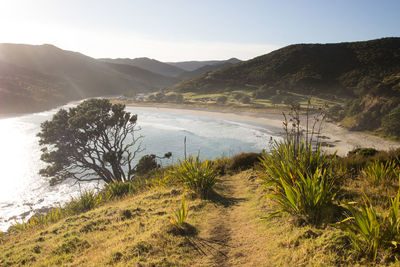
left=126, top=103, right=400, bottom=156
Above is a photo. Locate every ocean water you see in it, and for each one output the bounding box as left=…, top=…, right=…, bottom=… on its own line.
left=0, top=105, right=281, bottom=231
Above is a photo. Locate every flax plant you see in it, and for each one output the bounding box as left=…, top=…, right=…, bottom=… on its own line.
left=338, top=197, right=382, bottom=261
left=168, top=155, right=217, bottom=198
left=170, top=194, right=189, bottom=228
left=362, top=160, right=397, bottom=185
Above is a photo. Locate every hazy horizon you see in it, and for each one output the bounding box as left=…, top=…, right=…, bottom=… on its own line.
left=1, top=0, right=400, bottom=61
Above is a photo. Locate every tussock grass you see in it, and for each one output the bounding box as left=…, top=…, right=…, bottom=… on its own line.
left=168, top=155, right=218, bottom=198
left=104, top=180, right=139, bottom=198
left=362, top=160, right=398, bottom=185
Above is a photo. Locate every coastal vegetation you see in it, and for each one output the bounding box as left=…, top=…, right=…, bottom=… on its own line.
left=1, top=38, right=400, bottom=265
left=2, top=38, right=399, bottom=139
left=2, top=103, right=400, bottom=266
left=170, top=38, right=400, bottom=137
left=37, top=99, right=144, bottom=184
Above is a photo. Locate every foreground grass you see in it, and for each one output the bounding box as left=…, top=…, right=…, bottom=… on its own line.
left=0, top=170, right=355, bottom=267
left=2, top=149, right=400, bottom=266
left=0, top=186, right=205, bottom=266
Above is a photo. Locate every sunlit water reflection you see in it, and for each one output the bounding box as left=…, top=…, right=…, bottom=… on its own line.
left=0, top=104, right=280, bottom=231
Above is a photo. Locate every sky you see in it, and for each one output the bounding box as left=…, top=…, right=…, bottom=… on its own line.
left=0, top=0, right=399, bottom=61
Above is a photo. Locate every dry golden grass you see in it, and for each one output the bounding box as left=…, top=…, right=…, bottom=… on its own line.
left=2, top=168, right=400, bottom=266
left=0, top=187, right=205, bottom=266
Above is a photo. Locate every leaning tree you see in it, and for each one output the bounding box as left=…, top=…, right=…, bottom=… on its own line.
left=38, top=99, right=142, bottom=185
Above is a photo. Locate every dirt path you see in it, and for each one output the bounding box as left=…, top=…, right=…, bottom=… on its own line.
left=193, top=171, right=273, bottom=267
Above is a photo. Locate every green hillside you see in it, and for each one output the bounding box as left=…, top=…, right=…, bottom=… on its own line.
left=173, top=38, right=400, bottom=136
left=99, top=57, right=186, bottom=77
left=174, top=38, right=400, bottom=97
left=167, top=58, right=241, bottom=71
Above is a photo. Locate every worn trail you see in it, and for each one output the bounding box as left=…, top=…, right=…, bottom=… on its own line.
left=194, top=171, right=273, bottom=267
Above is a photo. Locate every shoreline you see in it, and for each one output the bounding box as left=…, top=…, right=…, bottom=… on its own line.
left=125, top=102, right=400, bottom=156
left=2, top=99, right=399, bottom=157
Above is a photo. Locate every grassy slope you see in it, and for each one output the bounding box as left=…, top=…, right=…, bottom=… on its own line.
left=4, top=169, right=396, bottom=266
left=121, top=90, right=340, bottom=117
left=0, top=186, right=205, bottom=266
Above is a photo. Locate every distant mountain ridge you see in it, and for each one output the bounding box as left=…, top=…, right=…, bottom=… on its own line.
left=98, top=57, right=242, bottom=77
left=99, top=57, right=185, bottom=77
left=167, top=58, right=241, bottom=71
left=0, top=44, right=178, bottom=113
left=177, top=61, right=239, bottom=79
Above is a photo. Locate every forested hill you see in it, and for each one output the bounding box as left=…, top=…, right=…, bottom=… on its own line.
left=0, top=44, right=177, bottom=113
left=98, top=57, right=186, bottom=77
left=173, top=38, right=400, bottom=98
left=167, top=58, right=241, bottom=71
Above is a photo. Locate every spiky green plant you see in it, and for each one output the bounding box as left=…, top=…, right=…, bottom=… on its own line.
left=105, top=181, right=138, bottom=198
left=362, top=160, right=397, bottom=185
left=259, top=141, right=335, bottom=189
left=168, top=155, right=217, bottom=198
left=384, top=190, right=400, bottom=249
left=10, top=207, right=65, bottom=232
left=65, top=189, right=104, bottom=214
left=170, top=194, right=189, bottom=227
left=259, top=141, right=337, bottom=225
left=145, top=169, right=173, bottom=190
left=338, top=197, right=382, bottom=261
left=9, top=190, right=105, bottom=232
left=267, top=167, right=336, bottom=224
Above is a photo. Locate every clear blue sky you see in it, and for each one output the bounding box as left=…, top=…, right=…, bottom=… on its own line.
left=0, top=0, right=399, bottom=61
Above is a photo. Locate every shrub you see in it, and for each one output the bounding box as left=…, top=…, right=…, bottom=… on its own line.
left=213, top=157, right=231, bottom=175
left=233, top=92, right=245, bottom=101
left=135, top=154, right=159, bottom=176
left=270, top=94, right=284, bottom=105
left=65, top=190, right=104, bottom=214
left=267, top=167, right=336, bottom=225
left=327, top=104, right=345, bottom=121
left=229, top=152, right=261, bottom=172
left=253, top=86, right=276, bottom=99
left=362, top=160, right=397, bottom=185
left=282, top=95, right=300, bottom=107
left=10, top=207, right=65, bottom=232
left=382, top=105, right=400, bottom=136
left=259, top=141, right=337, bottom=225
left=259, top=141, right=334, bottom=186
left=240, top=95, right=251, bottom=104
left=216, top=95, right=228, bottom=104
left=340, top=148, right=400, bottom=175
left=168, top=156, right=217, bottom=198
left=105, top=181, right=138, bottom=198
left=348, top=148, right=378, bottom=158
